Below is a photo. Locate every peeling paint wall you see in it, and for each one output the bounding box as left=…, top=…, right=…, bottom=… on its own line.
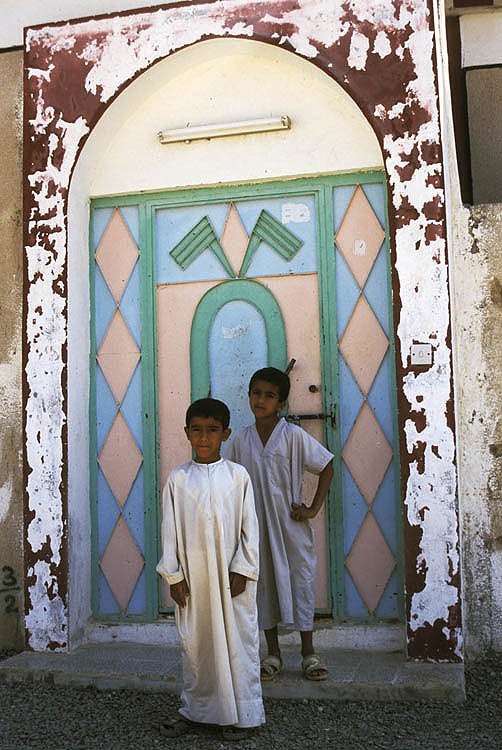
left=23, top=0, right=461, bottom=659
left=0, top=49, right=24, bottom=651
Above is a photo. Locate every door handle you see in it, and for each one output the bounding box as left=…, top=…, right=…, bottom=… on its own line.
left=286, top=411, right=336, bottom=427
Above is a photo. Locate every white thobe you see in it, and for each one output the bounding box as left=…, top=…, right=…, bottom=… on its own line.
left=156, top=458, right=264, bottom=728
left=229, top=418, right=334, bottom=631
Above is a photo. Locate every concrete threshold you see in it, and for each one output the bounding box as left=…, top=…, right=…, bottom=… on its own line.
left=0, top=642, right=465, bottom=701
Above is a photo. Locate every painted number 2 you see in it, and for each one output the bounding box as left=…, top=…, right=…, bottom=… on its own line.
left=2, top=566, right=19, bottom=614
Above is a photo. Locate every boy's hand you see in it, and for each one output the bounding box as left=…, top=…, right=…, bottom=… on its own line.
left=291, top=502, right=315, bottom=521
left=291, top=461, right=333, bottom=522
left=170, top=579, right=189, bottom=608
left=229, top=572, right=247, bottom=597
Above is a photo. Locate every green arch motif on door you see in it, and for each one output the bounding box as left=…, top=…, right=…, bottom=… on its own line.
left=190, top=279, right=287, bottom=401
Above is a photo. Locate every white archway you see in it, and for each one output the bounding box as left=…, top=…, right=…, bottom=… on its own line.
left=67, top=37, right=383, bottom=645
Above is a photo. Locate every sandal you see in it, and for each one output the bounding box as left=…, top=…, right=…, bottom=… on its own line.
left=159, top=716, right=201, bottom=737
left=301, top=654, right=328, bottom=681
left=260, top=654, right=282, bottom=681
left=221, top=725, right=249, bottom=741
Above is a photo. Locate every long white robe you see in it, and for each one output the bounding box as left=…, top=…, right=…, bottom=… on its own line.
left=156, top=458, right=264, bottom=728
left=229, top=418, right=334, bottom=631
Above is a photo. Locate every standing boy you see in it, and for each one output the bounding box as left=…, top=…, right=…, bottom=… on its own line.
left=229, top=368, right=334, bottom=681
left=156, top=398, right=265, bottom=739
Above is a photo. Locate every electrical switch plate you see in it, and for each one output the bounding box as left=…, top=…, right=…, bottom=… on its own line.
left=410, top=343, right=433, bottom=366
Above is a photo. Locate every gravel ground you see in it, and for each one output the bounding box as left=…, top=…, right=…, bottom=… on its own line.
left=1, top=650, right=502, bottom=749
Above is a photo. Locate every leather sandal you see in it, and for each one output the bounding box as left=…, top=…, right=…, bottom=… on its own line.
left=260, top=654, right=282, bottom=681
left=301, top=654, right=328, bottom=681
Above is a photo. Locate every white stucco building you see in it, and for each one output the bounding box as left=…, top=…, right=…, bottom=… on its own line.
left=0, top=0, right=501, bottom=664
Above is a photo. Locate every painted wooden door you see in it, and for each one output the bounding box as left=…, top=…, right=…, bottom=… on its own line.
left=90, top=175, right=403, bottom=622
left=332, top=183, right=403, bottom=619
left=154, top=191, right=331, bottom=611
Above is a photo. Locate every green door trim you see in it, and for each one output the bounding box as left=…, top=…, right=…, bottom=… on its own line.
left=91, top=171, right=386, bottom=212
left=89, top=205, right=99, bottom=618
left=316, top=183, right=344, bottom=618
left=139, top=202, right=160, bottom=620
left=190, top=279, right=287, bottom=401
left=90, top=169, right=403, bottom=623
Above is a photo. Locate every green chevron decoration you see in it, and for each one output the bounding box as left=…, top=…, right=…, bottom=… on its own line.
left=238, top=209, right=303, bottom=277
left=170, top=215, right=235, bottom=278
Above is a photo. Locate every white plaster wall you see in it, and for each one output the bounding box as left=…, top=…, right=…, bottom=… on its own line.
left=90, top=38, right=382, bottom=196
left=437, top=2, right=502, bottom=657
left=451, top=205, right=502, bottom=657
left=68, top=37, right=382, bottom=643
left=460, top=11, right=502, bottom=68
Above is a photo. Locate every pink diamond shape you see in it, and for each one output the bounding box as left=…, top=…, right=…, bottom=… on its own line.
left=96, top=208, right=139, bottom=304
left=335, top=186, right=385, bottom=289
left=98, top=411, right=142, bottom=507
left=339, top=295, right=389, bottom=396
left=100, top=514, right=144, bottom=612
left=346, top=512, right=395, bottom=614
left=97, top=310, right=140, bottom=404
left=220, top=204, right=249, bottom=277
left=342, top=402, right=392, bottom=504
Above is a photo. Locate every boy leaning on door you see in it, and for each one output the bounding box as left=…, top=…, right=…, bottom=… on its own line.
left=156, top=368, right=334, bottom=739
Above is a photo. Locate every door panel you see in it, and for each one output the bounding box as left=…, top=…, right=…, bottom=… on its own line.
left=255, top=273, right=328, bottom=609
left=91, top=206, right=149, bottom=617
left=154, top=194, right=330, bottom=611
left=334, top=184, right=402, bottom=619
left=90, top=176, right=403, bottom=622
left=156, top=280, right=217, bottom=486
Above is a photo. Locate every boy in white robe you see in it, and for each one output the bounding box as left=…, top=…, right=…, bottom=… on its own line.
left=229, top=368, right=334, bottom=682
left=156, top=398, right=265, bottom=739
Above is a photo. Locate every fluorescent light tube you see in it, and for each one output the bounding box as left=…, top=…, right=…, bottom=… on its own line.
left=158, top=115, right=291, bottom=144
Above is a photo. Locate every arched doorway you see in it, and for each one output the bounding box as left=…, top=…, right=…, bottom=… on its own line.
left=89, top=172, right=402, bottom=623
left=23, top=1, right=461, bottom=662
left=63, top=33, right=404, bottom=635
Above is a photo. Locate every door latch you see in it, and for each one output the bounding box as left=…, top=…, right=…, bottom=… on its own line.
left=286, top=410, right=336, bottom=427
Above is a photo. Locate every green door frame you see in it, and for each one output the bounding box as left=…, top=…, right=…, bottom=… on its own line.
left=90, top=171, right=403, bottom=623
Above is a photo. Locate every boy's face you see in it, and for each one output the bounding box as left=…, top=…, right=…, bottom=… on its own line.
left=248, top=379, right=285, bottom=420
left=184, top=416, right=231, bottom=464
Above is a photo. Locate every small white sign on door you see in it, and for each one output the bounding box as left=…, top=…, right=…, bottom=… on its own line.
left=222, top=321, right=250, bottom=339
left=354, top=238, right=366, bottom=256
left=281, top=202, right=310, bottom=224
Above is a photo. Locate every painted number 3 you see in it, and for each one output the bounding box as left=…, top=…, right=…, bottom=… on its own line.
left=2, top=566, right=19, bottom=614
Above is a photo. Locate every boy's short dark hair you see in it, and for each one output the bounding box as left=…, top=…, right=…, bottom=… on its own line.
left=248, top=367, right=290, bottom=402
left=185, top=398, right=230, bottom=429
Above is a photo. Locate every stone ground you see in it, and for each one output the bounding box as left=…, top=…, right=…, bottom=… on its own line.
left=1, top=649, right=501, bottom=749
